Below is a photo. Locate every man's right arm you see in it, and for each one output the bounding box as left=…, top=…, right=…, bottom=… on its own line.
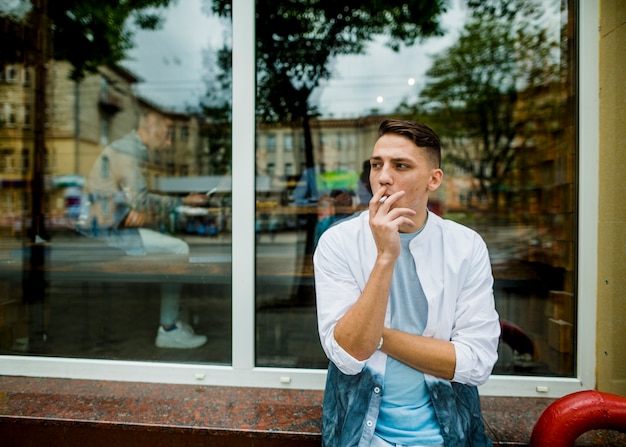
left=332, top=256, right=394, bottom=360
left=332, top=188, right=416, bottom=360
left=314, top=229, right=372, bottom=375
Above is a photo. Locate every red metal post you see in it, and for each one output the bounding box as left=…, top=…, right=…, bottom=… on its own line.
left=530, top=390, right=626, bottom=446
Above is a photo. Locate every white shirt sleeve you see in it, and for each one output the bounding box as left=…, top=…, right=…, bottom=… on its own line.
left=449, top=235, right=500, bottom=385
left=314, top=228, right=369, bottom=376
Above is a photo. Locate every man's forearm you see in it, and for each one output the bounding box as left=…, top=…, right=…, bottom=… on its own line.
left=380, top=328, right=456, bottom=380
left=333, top=257, right=395, bottom=360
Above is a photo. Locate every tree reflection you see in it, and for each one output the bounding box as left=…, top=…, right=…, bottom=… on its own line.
left=413, top=0, right=561, bottom=214
left=210, top=0, right=446, bottom=169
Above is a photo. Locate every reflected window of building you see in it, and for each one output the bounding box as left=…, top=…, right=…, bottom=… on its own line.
left=23, top=67, right=31, bottom=85
left=21, top=148, right=29, bottom=172
left=3, top=104, right=16, bottom=127
left=266, top=162, right=275, bottom=177
left=266, top=134, right=276, bottom=152
left=100, top=77, right=109, bottom=101
left=180, top=125, right=189, bottom=142
left=5, top=65, right=17, bottom=83
left=99, top=115, right=110, bottom=146
left=22, top=105, right=31, bottom=129
left=284, top=134, right=293, bottom=151
left=0, top=149, right=12, bottom=172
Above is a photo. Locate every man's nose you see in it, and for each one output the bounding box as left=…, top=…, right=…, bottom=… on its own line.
left=377, top=165, right=393, bottom=184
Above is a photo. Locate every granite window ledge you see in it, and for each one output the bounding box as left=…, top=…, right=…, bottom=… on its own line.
left=1, top=376, right=625, bottom=446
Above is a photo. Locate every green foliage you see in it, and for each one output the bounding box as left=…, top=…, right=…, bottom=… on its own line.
left=1, top=0, right=174, bottom=80
left=416, top=0, right=561, bottom=207
left=211, top=0, right=447, bottom=122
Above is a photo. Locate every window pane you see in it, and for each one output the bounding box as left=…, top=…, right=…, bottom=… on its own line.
left=0, top=1, right=232, bottom=364
left=254, top=0, right=576, bottom=377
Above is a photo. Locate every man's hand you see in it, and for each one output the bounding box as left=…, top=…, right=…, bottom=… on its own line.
left=369, top=187, right=416, bottom=261
left=183, top=193, right=209, bottom=207
left=123, top=209, right=146, bottom=227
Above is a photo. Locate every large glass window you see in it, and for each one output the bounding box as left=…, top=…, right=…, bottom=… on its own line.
left=0, top=0, right=596, bottom=395
left=0, top=0, right=232, bottom=364
left=254, top=0, right=577, bottom=377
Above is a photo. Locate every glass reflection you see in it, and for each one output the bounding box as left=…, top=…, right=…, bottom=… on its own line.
left=0, top=0, right=232, bottom=363
left=254, top=0, right=576, bottom=376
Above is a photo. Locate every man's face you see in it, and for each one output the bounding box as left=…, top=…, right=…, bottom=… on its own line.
left=147, top=117, right=173, bottom=151
left=369, top=134, right=442, bottom=214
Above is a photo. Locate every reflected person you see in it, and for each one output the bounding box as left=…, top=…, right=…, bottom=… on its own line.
left=79, top=109, right=208, bottom=349
left=314, top=188, right=353, bottom=247
left=314, top=119, right=500, bottom=446
left=293, top=164, right=357, bottom=254
left=357, top=158, right=373, bottom=205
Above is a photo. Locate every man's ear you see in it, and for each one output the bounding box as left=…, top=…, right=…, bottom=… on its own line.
left=428, top=168, right=444, bottom=192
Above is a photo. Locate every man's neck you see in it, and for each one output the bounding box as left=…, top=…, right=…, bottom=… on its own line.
left=399, top=209, right=428, bottom=234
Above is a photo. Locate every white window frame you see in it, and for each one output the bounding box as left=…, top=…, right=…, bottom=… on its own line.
left=0, top=0, right=598, bottom=398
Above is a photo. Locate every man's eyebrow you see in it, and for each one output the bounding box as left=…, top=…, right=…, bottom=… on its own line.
left=370, top=156, right=413, bottom=163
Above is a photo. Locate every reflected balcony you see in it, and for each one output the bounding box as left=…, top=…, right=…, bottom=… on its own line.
left=98, top=90, right=123, bottom=114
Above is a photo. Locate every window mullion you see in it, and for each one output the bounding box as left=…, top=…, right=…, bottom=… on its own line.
left=231, top=0, right=256, bottom=371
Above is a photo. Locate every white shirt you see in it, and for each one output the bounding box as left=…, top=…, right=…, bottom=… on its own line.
left=314, top=210, right=500, bottom=386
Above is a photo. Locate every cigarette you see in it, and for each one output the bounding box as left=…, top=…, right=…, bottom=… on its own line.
left=378, top=196, right=388, bottom=204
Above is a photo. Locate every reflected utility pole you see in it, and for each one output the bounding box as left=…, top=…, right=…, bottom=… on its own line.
left=30, top=0, right=48, bottom=242
left=24, top=0, right=49, bottom=352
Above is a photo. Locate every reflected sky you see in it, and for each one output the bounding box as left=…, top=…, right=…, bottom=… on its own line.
left=122, top=0, right=466, bottom=117
left=123, top=0, right=226, bottom=111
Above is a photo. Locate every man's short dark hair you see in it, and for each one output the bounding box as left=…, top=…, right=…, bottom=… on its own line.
left=377, top=119, right=441, bottom=168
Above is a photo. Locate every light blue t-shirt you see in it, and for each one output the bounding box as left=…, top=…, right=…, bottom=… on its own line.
left=375, top=229, right=444, bottom=445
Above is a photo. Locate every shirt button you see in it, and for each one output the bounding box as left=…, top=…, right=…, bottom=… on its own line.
left=373, top=387, right=381, bottom=394
left=366, top=420, right=373, bottom=427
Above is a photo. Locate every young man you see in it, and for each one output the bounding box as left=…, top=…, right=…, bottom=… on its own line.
left=314, top=119, right=500, bottom=447
left=80, top=110, right=208, bottom=349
